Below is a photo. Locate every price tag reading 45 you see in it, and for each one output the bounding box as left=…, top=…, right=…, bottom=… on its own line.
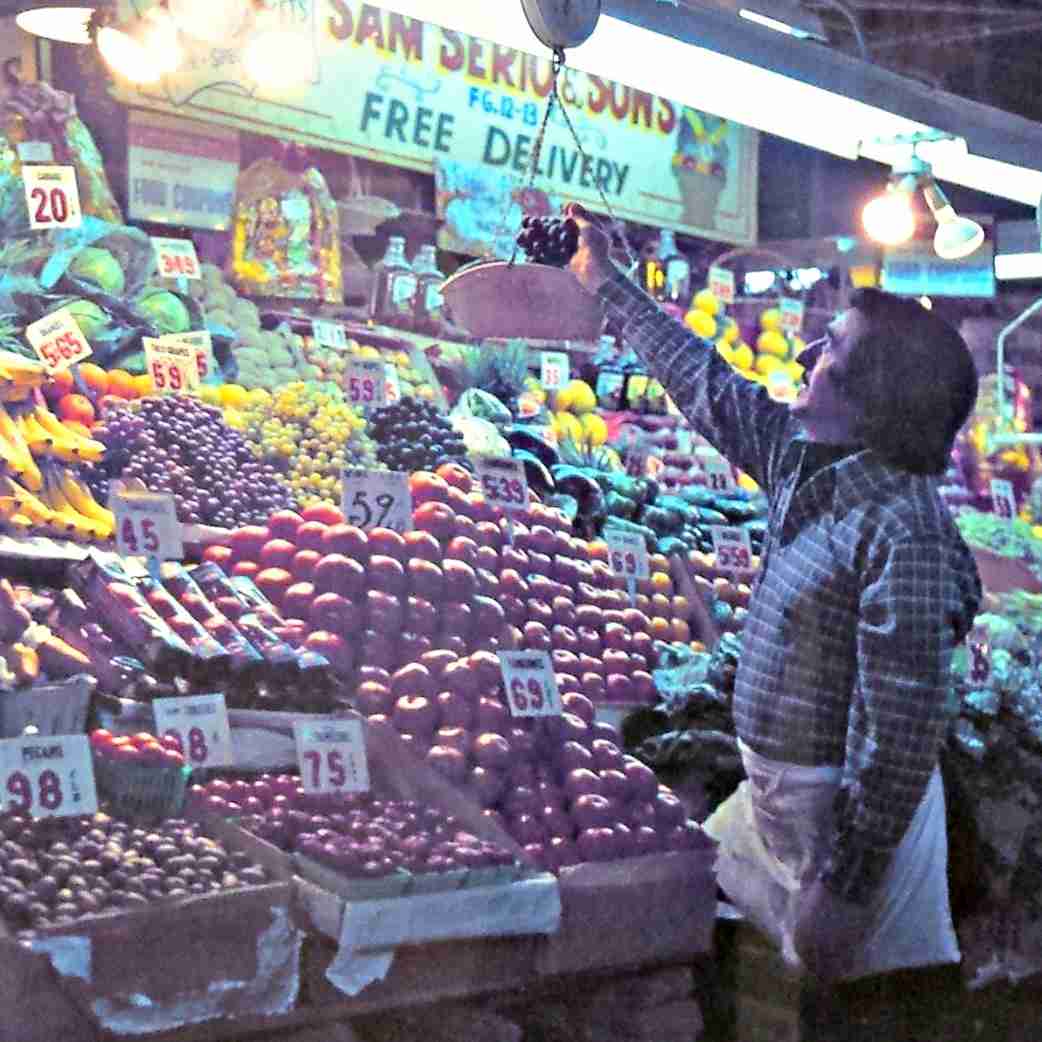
left=605, top=529, right=650, bottom=580
left=152, top=694, right=232, bottom=768
left=540, top=351, right=569, bottom=390
left=143, top=337, right=201, bottom=395
left=293, top=718, right=369, bottom=794
left=23, top=165, right=82, bottom=230
left=346, top=359, right=385, bottom=412
left=0, top=735, right=97, bottom=818
left=991, top=479, right=1017, bottom=521
left=151, top=237, right=200, bottom=279
left=341, top=469, right=412, bottom=533
left=111, top=490, right=183, bottom=561
left=498, top=651, right=561, bottom=718
left=475, top=456, right=529, bottom=513
left=711, top=525, right=753, bottom=572
left=24, top=306, right=93, bottom=372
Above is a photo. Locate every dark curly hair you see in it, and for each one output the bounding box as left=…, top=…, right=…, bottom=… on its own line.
left=830, top=288, right=978, bottom=475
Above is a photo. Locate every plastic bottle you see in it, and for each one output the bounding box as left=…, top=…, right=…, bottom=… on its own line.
left=411, top=244, right=446, bottom=335
left=594, top=335, right=626, bottom=411
left=369, top=236, right=417, bottom=329
left=643, top=228, right=691, bottom=305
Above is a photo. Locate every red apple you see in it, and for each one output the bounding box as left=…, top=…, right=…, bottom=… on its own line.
left=305, top=631, right=354, bottom=674
left=254, top=567, right=293, bottom=608
left=575, top=604, right=603, bottom=630
left=407, top=559, right=444, bottom=602
left=591, top=738, right=625, bottom=772
left=357, top=665, right=391, bottom=687
left=475, top=545, right=499, bottom=573
left=311, top=592, right=361, bottom=635
left=368, top=555, right=407, bottom=597
left=228, top=524, right=269, bottom=562
left=522, top=621, right=551, bottom=652
left=321, top=523, right=369, bottom=560
left=443, top=559, right=478, bottom=602
left=436, top=691, right=475, bottom=729
left=291, top=549, right=321, bottom=581
left=500, top=545, right=529, bottom=574
left=476, top=696, right=510, bottom=733
left=526, top=599, right=553, bottom=627
left=302, top=502, right=344, bottom=526
left=472, top=596, right=506, bottom=637
left=434, top=726, right=472, bottom=754
left=528, top=575, right=556, bottom=603
left=623, top=758, right=659, bottom=802
left=552, top=650, right=580, bottom=676
left=633, top=825, right=662, bottom=855
left=267, top=509, right=304, bottom=542
left=631, top=671, right=655, bottom=702
left=403, top=530, right=441, bottom=562
left=556, top=673, right=581, bottom=696
left=399, top=630, right=433, bottom=663
left=281, top=581, right=315, bottom=621
left=355, top=681, right=393, bottom=716
left=605, top=674, right=633, bottom=702
left=474, top=520, right=503, bottom=550
left=581, top=673, right=606, bottom=701
left=393, top=695, right=439, bottom=736
left=603, top=649, right=631, bottom=674
left=501, top=594, right=527, bottom=626
left=439, top=634, right=468, bottom=657
left=420, top=649, right=458, bottom=678
left=551, top=625, right=580, bottom=655
left=391, top=663, right=435, bottom=699
left=426, top=745, right=467, bottom=785
left=412, top=501, right=456, bottom=543
left=259, top=538, right=297, bottom=570
left=572, top=793, right=616, bottom=830
left=599, top=768, right=631, bottom=803
left=472, top=732, right=512, bottom=771
left=366, top=590, right=403, bottom=632
left=367, top=527, right=407, bottom=562
left=476, top=568, right=499, bottom=599
left=441, top=601, right=472, bottom=640
left=563, top=768, right=603, bottom=802
left=579, top=654, right=604, bottom=678
left=558, top=740, right=594, bottom=774
left=445, top=536, right=480, bottom=568
left=295, top=521, right=329, bottom=552
left=654, top=788, right=687, bottom=829
left=442, top=659, right=479, bottom=698
left=561, top=692, right=596, bottom=726
left=406, top=596, right=438, bottom=636
left=468, top=765, right=506, bottom=807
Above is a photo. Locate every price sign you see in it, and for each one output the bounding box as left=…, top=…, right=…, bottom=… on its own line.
left=498, top=651, right=561, bottom=718
left=704, top=458, right=735, bottom=493
left=24, top=306, right=93, bottom=372
left=293, top=718, right=369, bottom=794
left=540, top=351, right=570, bottom=390
left=711, top=525, right=754, bottom=572
left=161, top=330, right=216, bottom=382
left=990, top=479, right=1017, bottom=521
left=111, top=490, right=183, bottom=561
left=345, top=359, right=385, bottom=412
left=313, top=320, right=348, bottom=349
left=143, top=336, right=201, bottom=395
left=341, top=469, right=412, bottom=532
left=22, top=165, right=81, bottom=229
left=967, top=624, right=991, bottom=686
left=475, top=456, right=530, bottom=514
left=384, top=363, right=401, bottom=405
left=152, top=694, right=232, bottom=768
left=0, top=735, right=97, bottom=818
left=605, top=529, right=651, bottom=580
left=151, top=237, right=201, bottom=279
left=16, top=141, right=54, bottom=163
left=779, top=298, right=805, bottom=334
left=708, top=265, right=735, bottom=304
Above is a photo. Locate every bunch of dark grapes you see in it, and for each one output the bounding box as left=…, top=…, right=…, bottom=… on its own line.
left=93, top=396, right=297, bottom=527
left=368, top=397, right=466, bottom=473
left=516, top=215, right=580, bottom=267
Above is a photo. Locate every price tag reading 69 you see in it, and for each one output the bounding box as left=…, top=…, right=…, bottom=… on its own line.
left=24, top=306, right=93, bottom=372
left=498, top=651, right=561, bottom=718
left=111, top=490, right=183, bottom=562
left=346, top=359, right=385, bottom=412
left=341, top=468, right=413, bottom=532
left=0, top=735, right=97, bottom=819
left=605, top=529, right=651, bottom=580
left=152, top=694, right=232, bottom=768
left=475, top=456, right=529, bottom=514
left=293, top=719, right=369, bottom=794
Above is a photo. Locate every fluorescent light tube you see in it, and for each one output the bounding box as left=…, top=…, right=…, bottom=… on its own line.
left=738, top=9, right=806, bottom=37
left=995, top=253, right=1042, bottom=280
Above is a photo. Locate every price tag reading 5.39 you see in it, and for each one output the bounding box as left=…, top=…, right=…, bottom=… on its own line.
left=345, top=359, right=385, bottom=412
left=143, top=337, right=201, bottom=395
left=111, top=490, right=183, bottom=561
left=151, top=237, right=201, bottom=279
left=0, top=735, right=97, bottom=819
left=24, top=306, right=93, bottom=372
left=293, top=718, right=369, bottom=794
left=152, top=693, right=232, bottom=768
left=711, top=525, right=753, bottom=572
left=341, top=469, right=412, bottom=533
left=605, top=530, right=651, bottom=580
left=475, top=456, right=529, bottom=513
left=498, top=651, right=561, bottom=718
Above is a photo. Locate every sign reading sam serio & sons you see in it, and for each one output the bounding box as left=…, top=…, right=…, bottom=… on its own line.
left=112, top=0, right=757, bottom=249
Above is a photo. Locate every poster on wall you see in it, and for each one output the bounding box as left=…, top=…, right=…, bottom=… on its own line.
left=112, top=0, right=757, bottom=246
left=127, top=110, right=240, bottom=231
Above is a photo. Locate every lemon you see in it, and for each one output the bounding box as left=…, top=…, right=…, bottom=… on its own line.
left=721, top=317, right=740, bottom=344
left=581, top=412, right=608, bottom=447
left=692, top=288, right=720, bottom=316
left=199, top=384, right=222, bottom=406
left=755, top=353, right=784, bottom=376
left=784, top=360, right=805, bottom=383
left=219, top=383, right=249, bottom=408
left=715, top=341, right=735, bottom=364
left=685, top=309, right=717, bottom=340
left=563, top=379, right=597, bottom=415
left=738, top=472, right=760, bottom=493
left=757, top=329, right=789, bottom=359
left=759, top=307, right=782, bottom=332
left=732, top=343, right=754, bottom=370
left=554, top=411, right=584, bottom=443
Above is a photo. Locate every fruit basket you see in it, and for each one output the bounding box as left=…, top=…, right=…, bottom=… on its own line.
left=441, top=260, right=603, bottom=342
left=93, top=756, right=192, bottom=822
left=0, top=674, right=95, bottom=738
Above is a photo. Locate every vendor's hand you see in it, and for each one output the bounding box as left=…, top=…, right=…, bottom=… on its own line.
left=793, top=879, right=876, bottom=984
left=565, top=202, right=615, bottom=295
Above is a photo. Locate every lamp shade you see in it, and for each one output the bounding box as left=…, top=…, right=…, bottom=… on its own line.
left=922, top=181, right=985, bottom=260
left=15, top=5, right=94, bottom=44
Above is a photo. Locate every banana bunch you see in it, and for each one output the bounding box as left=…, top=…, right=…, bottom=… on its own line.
left=14, top=402, right=105, bottom=465
left=0, top=353, right=47, bottom=403
left=0, top=465, right=114, bottom=543
left=0, top=401, right=43, bottom=492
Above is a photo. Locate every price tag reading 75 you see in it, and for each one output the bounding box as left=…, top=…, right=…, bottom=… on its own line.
left=711, top=525, right=753, bottom=572
left=293, top=719, right=369, bottom=794
left=498, top=651, right=561, bottom=718
left=0, top=735, right=97, bottom=818
left=605, top=530, right=651, bottom=580
left=475, top=456, right=529, bottom=513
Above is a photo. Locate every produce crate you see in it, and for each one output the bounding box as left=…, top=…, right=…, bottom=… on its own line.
left=93, top=755, right=192, bottom=822
left=0, top=674, right=95, bottom=738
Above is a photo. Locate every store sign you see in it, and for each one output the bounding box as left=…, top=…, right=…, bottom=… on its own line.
left=113, top=1, right=757, bottom=249
left=882, top=234, right=995, bottom=299
left=127, top=110, right=240, bottom=232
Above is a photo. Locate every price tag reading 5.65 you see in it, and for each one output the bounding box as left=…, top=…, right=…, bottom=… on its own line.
left=341, top=469, right=412, bottom=532
left=498, top=651, right=561, bottom=718
left=0, top=735, right=97, bottom=819
left=152, top=694, right=232, bottom=768
left=293, top=718, right=369, bottom=794
left=151, top=237, right=200, bottom=279
left=143, top=337, right=201, bottom=395
left=711, top=525, right=753, bottom=572
left=346, top=359, right=385, bottom=412
left=23, top=165, right=82, bottom=230
left=605, top=530, right=651, bottom=580
left=24, top=306, right=93, bottom=372
left=111, top=491, right=183, bottom=561
left=475, top=456, right=529, bottom=514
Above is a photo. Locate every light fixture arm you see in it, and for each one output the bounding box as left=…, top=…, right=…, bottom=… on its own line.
left=989, top=296, right=1042, bottom=451
left=810, top=0, right=869, bottom=59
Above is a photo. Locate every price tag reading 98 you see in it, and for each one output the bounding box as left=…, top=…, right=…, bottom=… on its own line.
left=990, top=479, right=1017, bottom=521
left=143, top=337, right=201, bottom=395
left=605, top=529, right=651, bottom=580
left=151, top=237, right=201, bottom=279
left=346, top=359, right=386, bottom=412
left=293, top=718, right=369, bottom=795
left=152, top=694, right=232, bottom=768
left=711, top=525, right=753, bottom=573
left=111, top=490, right=183, bottom=562
left=24, top=306, right=93, bottom=372
left=498, top=651, right=561, bottom=718
left=341, top=469, right=413, bottom=533
left=475, top=456, right=529, bottom=514
left=0, top=735, right=97, bottom=819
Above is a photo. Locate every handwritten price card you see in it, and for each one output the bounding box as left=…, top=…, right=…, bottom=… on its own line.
left=498, top=651, right=561, bottom=718
left=293, top=718, right=369, bottom=794
left=152, top=694, right=232, bottom=768
left=0, top=735, right=97, bottom=818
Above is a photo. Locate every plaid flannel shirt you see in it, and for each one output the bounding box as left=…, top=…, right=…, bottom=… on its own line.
left=600, top=271, right=981, bottom=904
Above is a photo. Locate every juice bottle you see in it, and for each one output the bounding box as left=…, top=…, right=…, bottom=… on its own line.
left=369, top=235, right=417, bottom=329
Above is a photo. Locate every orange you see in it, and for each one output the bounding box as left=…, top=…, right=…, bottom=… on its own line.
left=44, top=369, right=74, bottom=402
left=57, top=393, right=95, bottom=425
left=649, top=553, right=670, bottom=574
left=107, top=369, right=137, bottom=399
left=586, top=539, right=609, bottom=563
left=671, top=595, right=691, bottom=620
left=634, top=593, right=651, bottom=612
left=670, top=618, right=691, bottom=643
left=650, top=571, right=673, bottom=595
left=651, top=592, right=671, bottom=617
left=649, top=616, right=671, bottom=640
left=133, top=373, right=154, bottom=396
left=77, top=363, right=109, bottom=397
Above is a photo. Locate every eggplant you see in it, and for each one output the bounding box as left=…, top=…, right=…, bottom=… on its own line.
left=511, top=449, right=555, bottom=497
left=552, top=466, right=604, bottom=512
left=505, top=425, right=560, bottom=470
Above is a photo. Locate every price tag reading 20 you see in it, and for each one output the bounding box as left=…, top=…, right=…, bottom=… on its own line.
left=0, top=735, right=97, bottom=819
left=111, top=490, right=183, bottom=561
left=498, top=651, right=561, bottom=718
left=341, top=469, right=412, bottom=533
left=152, top=693, right=232, bottom=768
left=345, top=359, right=385, bottom=412
left=475, top=456, right=529, bottom=514
left=711, top=525, right=753, bottom=572
left=293, top=718, right=369, bottom=794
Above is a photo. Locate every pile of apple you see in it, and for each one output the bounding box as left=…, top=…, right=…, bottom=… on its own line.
left=200, top=465, right=659, bottom=704
left=90, top=728, right=187, bottom=769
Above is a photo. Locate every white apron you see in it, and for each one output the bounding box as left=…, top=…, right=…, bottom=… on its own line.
left=703, top=739, right=960, bottom=980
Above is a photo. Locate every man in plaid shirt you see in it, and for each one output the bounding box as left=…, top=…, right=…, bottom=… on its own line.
left=566, top=205, right=981, bottom=985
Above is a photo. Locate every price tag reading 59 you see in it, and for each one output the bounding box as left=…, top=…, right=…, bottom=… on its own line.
left=143, top=337, right=200, bottom=395
left=24, top=306, right=93, bottom=372
left=345, top=359, right=385, bottom=412
left=0, top=735, right=97, bottom=819
left=342, top=468, right=412, bottom=532
left=498, top=651, right=561, bottom=718
left=111, top=490, right=183, bottom=561
left=605, top=530, right=650, bottom=580
left=152, top=694, right=232, bottom=768
left=475, top=456, right=529, bottom=513
left=293, top=719, right=369, bottom=794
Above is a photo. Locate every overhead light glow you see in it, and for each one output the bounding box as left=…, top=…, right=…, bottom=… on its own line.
left=15, top=6, right=93, bottom=44
left=97, top=10, right=182, bottom=84
left=243, top=30, right=315, bottom=88
left=922, top=181, right=985, bottom=260
left=862, top=189, right=916, bottom=246
left=744, top=270, right=777, bottom=293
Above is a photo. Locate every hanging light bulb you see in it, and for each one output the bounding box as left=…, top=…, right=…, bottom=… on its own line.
left=862, top=177, right=917, bottom=247
left=15, top=7, right=94, bottom=45
left=96, top=7, right=182, bottom=84
left=243, top=29, right=315, bottom=89
left=922, top=180, right=985, bottom=260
